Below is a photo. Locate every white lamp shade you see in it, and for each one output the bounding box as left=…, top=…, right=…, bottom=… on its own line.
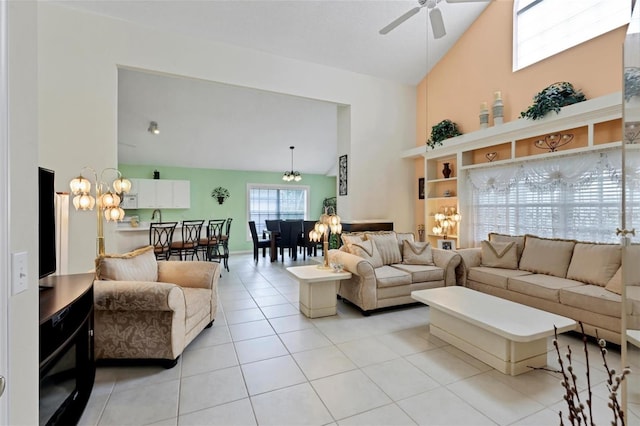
left=101, top=192, right=121, bottom=208
left=69, top=176, right=91, bottom=195
left=113, top=177, right=132, bottom=194
left=73, top=194, right=95, bottom=210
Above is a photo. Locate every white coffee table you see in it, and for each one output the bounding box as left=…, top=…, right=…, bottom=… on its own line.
left=286, top=265, right=351, bottom=318
left=411, top=286, right=576, bottom=375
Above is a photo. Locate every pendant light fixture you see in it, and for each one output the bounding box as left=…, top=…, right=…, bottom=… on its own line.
left=282, top=146, right=302, bottom=182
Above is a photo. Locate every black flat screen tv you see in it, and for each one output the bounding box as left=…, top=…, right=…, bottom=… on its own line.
left=39, top=167, right=56, bottom=279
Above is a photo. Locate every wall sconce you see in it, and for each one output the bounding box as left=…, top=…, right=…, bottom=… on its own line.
left=534, top=133, right=573, bottom=152
left=69, top=167, right=131, bottom=255
left=309, top=208, right=342, bottom=269
left=432, top=207, right=461, bottom=240
left=148, top=121, right=160, bottom=135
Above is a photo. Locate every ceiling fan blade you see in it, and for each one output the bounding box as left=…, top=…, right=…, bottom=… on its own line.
left=430, top=8, right=446, bottom=39
left=379, top=7, right=422, bottom=35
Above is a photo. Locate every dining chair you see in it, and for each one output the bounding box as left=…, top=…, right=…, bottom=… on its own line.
left=170, top=219, right=205, bottom=260
left=249, top=221, right=270, bottom=262
left=218, top=218, right=233, bottom=271
left=287, top=220, right=303, bottom=261
left=300, top=220, right=319, bottom=259
left=200, top=219, right=225, bottom=262
left=149, top=222, right=178, bottom=261
left=276, top=221, right=300, bottom=261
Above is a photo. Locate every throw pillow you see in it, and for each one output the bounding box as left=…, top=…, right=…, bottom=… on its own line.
left=402, top=240, right=434, bottom=265
left=605, top=267, right=622, bottom=295
left=566, top=243, right=621, bottom=286
left=518, top=235, right=576, bottom=278
left=488, top=233, right=526, bottom=263
left=367, top=232, right=402, bottom=265
left=480, top=240, right=518, bottom=269
left=349, top=239, right=384, bottom=268
left=95, top=245, right=158, bottom=282
left=341, top=232, right=365, bottom=250
left=396, top=233, right=415, bottom=258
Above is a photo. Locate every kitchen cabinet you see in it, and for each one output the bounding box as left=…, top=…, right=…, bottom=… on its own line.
left=125, top=178, right=190, bottom=209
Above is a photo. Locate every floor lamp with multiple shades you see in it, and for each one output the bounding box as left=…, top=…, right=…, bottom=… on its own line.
left=69, top=167, right=132, bottom=256
left=309, top=209, right=342, bottom=269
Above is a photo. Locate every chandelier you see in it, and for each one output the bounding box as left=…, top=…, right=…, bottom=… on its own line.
left=432, top=206, right=461, bottom=240
left=283, top=146, right=302, bottom=182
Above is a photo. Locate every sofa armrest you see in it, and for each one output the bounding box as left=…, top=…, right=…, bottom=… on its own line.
left=157, top=261, right=218, bottom=290
left=455, top=248, right=482, bottom=286
left=94, top=280, right=185, bottom=312
left=328, top=249, right=375, bottom=279
left=432, top=248, right=462, bottom=286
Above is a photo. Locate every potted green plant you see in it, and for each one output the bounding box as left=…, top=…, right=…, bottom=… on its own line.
left=625, top=67, right=640, bottom=102
left=211, top=186, right=230, bottom=205
left=520, top=81, right=586, bottom=120
left=426, top=119, right=462, bottom=150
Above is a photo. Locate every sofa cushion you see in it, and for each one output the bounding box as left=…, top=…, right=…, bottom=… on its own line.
left=468, top=266, right=532, bottom=290
left=374, top=265, right=412, bottom=288
left=402, top=240, right=434, bottom=265
left=396, top=232, right=415, bottom=258
left=488, top=233, right=526, bottom=263
left=350, top=239, right=384, bottom=268
left=391, top=263, right=443, bottom=283
left=183, top=287, right=212, bottom=333
left=566, top=243, right=621, bottom=287
left=560, top=284, right=621, bottom=318
left=367, top=232, right=402, bottom=265
left=518, top=235, right=576, bottom=278
left=507, top=274, right=583, bottom=302
left=95, top=246, right=158, bottom=282
left=480, top=240, right=518, bottom=269
left=627, top=285, right=640, bottom=315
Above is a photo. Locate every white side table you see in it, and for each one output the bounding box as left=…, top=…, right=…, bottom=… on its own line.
left=286, top=265, right=352, bottom=318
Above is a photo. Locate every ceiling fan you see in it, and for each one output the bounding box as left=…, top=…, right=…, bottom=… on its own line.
left=379, top=0, right=489, bottom=39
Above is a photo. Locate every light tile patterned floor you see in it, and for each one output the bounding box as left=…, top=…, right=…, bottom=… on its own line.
left=79, top=252, right=639, bottom=426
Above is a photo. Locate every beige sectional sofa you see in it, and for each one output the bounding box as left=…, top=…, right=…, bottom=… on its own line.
left=456, top=233, right=640, bottom=344
left=94, top=246, right=219, bottom=367
left=328, top=231, right=461, bottom=314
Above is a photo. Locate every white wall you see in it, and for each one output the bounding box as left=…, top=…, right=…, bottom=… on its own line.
left=38, top=3, right=417, bottom=273
left=8, top=1, right=39, bottom=424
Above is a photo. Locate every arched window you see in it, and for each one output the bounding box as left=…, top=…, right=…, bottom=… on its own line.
left=513, top=0, right=630, bottom=71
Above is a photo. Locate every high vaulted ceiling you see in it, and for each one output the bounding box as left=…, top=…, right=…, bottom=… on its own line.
left=51, top=0, right=490, bottom=174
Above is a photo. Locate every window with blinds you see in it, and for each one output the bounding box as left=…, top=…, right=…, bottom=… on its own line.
left=247, top=184, right=309, bottom=236
left=513, top=0, right=630, bottom=71
left=469, top=150, right=623, bottom=244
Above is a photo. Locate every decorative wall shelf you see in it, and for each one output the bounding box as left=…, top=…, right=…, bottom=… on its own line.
left=403, top=93, right=623, bottom=249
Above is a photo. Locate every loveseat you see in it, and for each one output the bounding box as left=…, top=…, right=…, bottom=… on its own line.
left=328, top=231, right=461, bottom=313
left=456, top=233, right=640, bottom=344
left=94, top=245, right=219, bottom=367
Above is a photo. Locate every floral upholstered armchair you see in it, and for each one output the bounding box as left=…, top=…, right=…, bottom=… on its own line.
left=93, top=245, right=219, bottom=367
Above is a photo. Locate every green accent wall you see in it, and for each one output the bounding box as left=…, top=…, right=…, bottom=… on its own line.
left=119, top=164, right=336, bottom=252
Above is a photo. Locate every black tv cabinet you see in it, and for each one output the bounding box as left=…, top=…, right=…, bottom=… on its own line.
left=39, top=273, right=95, bottom=426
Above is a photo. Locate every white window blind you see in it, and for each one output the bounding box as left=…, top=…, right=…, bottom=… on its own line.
left=467, top=150, right=623, bottom=246
left=513, top=0, right=630, bottom=71
left=247, top=184, right=309, bottom=236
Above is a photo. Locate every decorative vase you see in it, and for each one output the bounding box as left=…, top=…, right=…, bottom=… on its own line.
left=217, top=197, right=225, bottom=205
left=479, top=102, right=489, bottom=129
left=493, top=91, right=504, bottom=126
left=442, top=163, right=452, bottom=179
left=153, top=170, right=160, bottom=179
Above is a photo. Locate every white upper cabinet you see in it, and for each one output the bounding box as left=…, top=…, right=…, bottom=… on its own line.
left=124, top=178, right=191, bottom=209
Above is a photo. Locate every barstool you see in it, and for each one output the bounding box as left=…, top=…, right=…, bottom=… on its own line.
left=149, top=222, right=178, bottom=260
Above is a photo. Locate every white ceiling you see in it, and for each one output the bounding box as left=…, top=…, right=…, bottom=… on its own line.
left=53, top=0, right=490, bottom=174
